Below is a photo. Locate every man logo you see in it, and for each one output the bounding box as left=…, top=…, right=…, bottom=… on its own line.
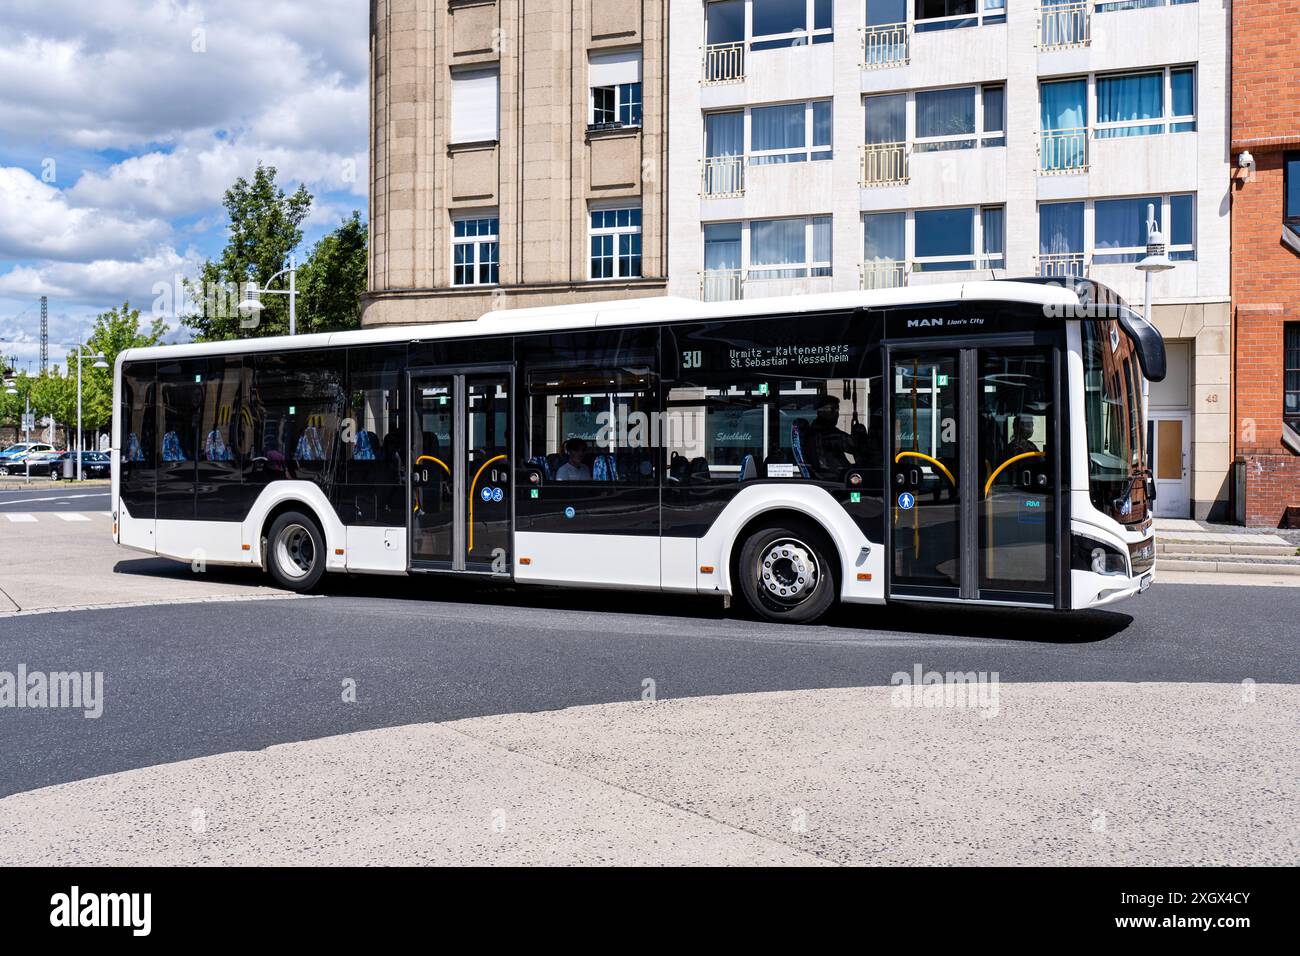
left=907, top=318, right=944, bottom=328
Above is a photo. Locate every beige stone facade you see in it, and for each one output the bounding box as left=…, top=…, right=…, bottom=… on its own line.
left=364, top=0, right=669, bottom=326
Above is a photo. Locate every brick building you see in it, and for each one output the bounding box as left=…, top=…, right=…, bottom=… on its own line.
left=1231, top=0, right=1300, bottom=527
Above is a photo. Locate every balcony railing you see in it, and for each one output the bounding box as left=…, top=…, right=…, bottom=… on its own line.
left=701, top=269, right=744, bottom=302
left=703, top=41, right=745, bottom=84
left=861, top=22, right=909, bottom=69
left=1039, top=2, right=1091, bottom=49
left=861, top=260, right=907, bottom=290
left=861, top=142, right=909, bottom=186
left=1037, top=253, right=1088, bottom=279
left=701, top=155, right=745, bottom=198
left=1039, top=127, right=1088, bottom=174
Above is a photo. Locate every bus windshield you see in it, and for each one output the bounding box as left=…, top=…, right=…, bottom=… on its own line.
left=1082, top=319, right=1149, bottom=524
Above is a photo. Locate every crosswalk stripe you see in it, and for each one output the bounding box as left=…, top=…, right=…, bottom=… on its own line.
left=54, top=512, right=91, bottom=522
left=4, top=514, right=37, bottom=523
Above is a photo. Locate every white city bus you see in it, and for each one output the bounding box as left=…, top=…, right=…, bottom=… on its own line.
left=112, top=279, right=1163, bottom=623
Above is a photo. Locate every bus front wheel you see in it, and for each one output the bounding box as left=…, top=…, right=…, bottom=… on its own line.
left=266, top=510, right=326, bottom=592
left=738, top=522, right=837, bottom=624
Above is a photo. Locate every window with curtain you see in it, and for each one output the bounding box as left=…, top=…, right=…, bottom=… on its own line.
left=864, top=212, right=905, bottom=262
left=981, top=206, right=1005, bottom=268
left=749, top=216, right=831, bottom=278
left=1171, top=68, right=1195, bottom=131
left=704, top=222, right=742, bottom=272
left=705, top=111, right=744, bottom=158
left=450, top=68, right=500, bottom=143
left=982, top=85, right=1006, bottom=146
left=1040, top=78, right=1086, bottom=132
left=865, top=93, right=906, bottom=144
left=1097, top=0, right=1197, bottom=11
left=1094, top=196, right=1160, bottom=263
left=750, top=100, right=832, bottom=164
left=1169, top=194, right=1195, bottom=261
left=1039, top=202, right=1085, bottom=256
left=1096, top=72, right=1164, bottom=137
left=915, top=87, right=976, bottom=152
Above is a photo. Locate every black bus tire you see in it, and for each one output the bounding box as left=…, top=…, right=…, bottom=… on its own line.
left=738, top=521, right=838, bottom=624
left=266, top=510, right=327, bottom=592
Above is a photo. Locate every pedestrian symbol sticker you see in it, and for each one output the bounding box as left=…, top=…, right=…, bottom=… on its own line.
left=898, top=492, right=915, bottom=510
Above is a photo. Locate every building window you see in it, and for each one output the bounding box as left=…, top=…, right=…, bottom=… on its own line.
left=590, top=207, right=642, bottom=280
left=749, top=100, right=833, bottom=164
left=750, top=216, right=832, bottom=279
left=750, top=0, right=834, bottom=50
left=1285, top=154, right=1300, bottom=233
left=913, top=206, right=1004, bottom=272
left=1039, top=195, right=1195, bottom=273
left=1095, top=67, right=1196, bottom=138
left=914, top=0, right=1006, bottom=32
left=450, top=68, right=499, bottom=144
left=1096, top=0, right=1199, bottom=12
left=1039, top=78, right=1088, bottom=172
left=589, top=51, right=642, bottom=129
left=452, top=215, right=499, bottom=286
left=914, top=85, right=1006, bottom=152
left=1285, top=324, right=1300, bottom=432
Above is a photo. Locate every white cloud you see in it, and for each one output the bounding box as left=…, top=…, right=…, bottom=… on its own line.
left=0, top=246, right=204, bottom=308
left=0, top=167, right=170, bottom=261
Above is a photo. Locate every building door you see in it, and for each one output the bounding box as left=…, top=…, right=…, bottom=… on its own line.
left=888, top=342, right=1059, bottom=605
left=1150, top=413, right=1190, bottom=517
left=408, top=368, right=511, bottom=573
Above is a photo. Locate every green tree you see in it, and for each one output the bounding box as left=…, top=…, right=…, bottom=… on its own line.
left=185, top=163, right=313, bottom=341
left=73, top=302, right=170, bottom=439
left=297, top=211, right=368, bottom=334
left=29, top=368, right=75, bottom=441
left=0, top=365, right=33, bottom=435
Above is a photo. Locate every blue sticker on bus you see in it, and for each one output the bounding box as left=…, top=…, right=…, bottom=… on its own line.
left=492, top=487, right=504, bottom=502
left=480, top=486, right=493, bottom=501
left=897, top=492, right=915, bottom=510
left=564, top=506, right=576, bottom=519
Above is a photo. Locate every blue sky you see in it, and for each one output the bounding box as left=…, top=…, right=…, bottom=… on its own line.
left=0, top=0, right=368, bottom=372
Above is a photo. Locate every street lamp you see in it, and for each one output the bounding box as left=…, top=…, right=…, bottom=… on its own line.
left=237, top=255, right=298, bottom=335
left=1135, top=202, right=1176, bottom=480
left=73, top=335, right=109, bottom=481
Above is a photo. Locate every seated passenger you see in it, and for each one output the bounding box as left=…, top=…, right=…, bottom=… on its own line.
left=555, top=438, right=592, bottom=481
left=1006, top=414, right=1041, bottom=457
left=804, top=395, right=868, bottom=481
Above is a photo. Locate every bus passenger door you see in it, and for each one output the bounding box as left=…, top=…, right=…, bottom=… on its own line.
left=887, top=343, right=1059, bottom=606
left=408, top=369, right=511, bottom=574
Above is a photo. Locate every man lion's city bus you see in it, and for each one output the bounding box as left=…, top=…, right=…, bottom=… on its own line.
left=112, top=278, right=1164, bottom=623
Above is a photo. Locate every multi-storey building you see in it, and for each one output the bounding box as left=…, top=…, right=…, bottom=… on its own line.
left=667, top=0, right=1230, bottom=519
left=364, top=0, right=669, bottom=325
left=365, top=0, right=1231, bottom=519
left=1230, top=0, right=1300, bottom=528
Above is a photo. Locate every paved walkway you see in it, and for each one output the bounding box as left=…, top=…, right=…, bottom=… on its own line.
left=0, top=682, right=1293, bottom=866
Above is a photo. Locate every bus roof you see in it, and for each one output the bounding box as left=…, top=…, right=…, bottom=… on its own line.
left=116, top=278, right=1088, bottom=364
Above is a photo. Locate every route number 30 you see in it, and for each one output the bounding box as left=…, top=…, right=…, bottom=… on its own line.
left=682, top=350, right=703, bottom=369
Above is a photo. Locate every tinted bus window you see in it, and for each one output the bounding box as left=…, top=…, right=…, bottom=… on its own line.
left=245, top=350, right=345, bottom=494
left=119, top=361, right=156, bottom=519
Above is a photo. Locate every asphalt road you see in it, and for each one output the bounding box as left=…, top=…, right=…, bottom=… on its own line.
left=1, top=575, right=1296, bottom=798
left=0, top=485, right=110, bottom=512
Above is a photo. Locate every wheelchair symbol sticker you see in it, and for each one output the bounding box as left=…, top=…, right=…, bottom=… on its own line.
left=491, top=486, right=504, bottom=503
left=897, top=492, right=915, bottom=510
left=480, top=486, right=493, bottom=502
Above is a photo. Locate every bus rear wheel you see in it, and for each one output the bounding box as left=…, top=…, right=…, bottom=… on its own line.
left=266, top=510, right=326, bottom=592
left=738, top=522, right=837, bottom=624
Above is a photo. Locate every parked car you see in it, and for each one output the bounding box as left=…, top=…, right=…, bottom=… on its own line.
left=0, top=443, right=56, bottom=475
left=49, top=451, right=111, bottom=479
left=13, top=451, right=64, bottom=476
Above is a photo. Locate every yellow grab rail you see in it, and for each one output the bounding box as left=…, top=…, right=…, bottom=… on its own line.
left=893, top=451, right=956, bottom=488
left=467, top=454, right=507, bottom=552
left=983, top=451, right=1047, bottom=498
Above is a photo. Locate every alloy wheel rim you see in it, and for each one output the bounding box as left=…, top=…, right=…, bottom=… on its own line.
left=757, top=537, right=819, bottom=606
left=275, top=524, right=315, bottom=579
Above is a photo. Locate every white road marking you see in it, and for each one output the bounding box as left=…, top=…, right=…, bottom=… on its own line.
left=55, top=512, right=90, bottom=522
left=0, top=492, right=109, bottom=507
left=4, top=513, right=37, bottom=522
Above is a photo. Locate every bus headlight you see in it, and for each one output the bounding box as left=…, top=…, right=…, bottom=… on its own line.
left=1072, top=535, right=1129, bottom=577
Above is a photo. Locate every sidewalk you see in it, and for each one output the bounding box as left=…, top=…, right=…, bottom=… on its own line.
left=1154, top=517, right=1300, bottom=585
left=0, top=683, right=1294, bottom=866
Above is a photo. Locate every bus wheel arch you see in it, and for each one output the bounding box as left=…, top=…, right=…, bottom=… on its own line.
left=261, top=501, right=327, bottom=591
left=729, top=509, right=841, bottom=624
